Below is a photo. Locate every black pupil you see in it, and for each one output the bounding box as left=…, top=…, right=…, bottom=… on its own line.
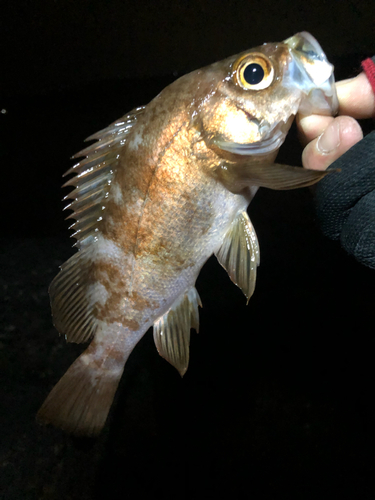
left=243, top=63, right=264, bottom=85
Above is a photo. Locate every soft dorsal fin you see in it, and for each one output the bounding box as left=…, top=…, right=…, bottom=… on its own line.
left=49, top=107, right=145, bottom=344
left=215, top=211, right=260, bottom=303
left=63, top=106, right=145, bottom=246
left=49, top=241, right=95, bottom=343
left=153, top=288, right=202, bottom=376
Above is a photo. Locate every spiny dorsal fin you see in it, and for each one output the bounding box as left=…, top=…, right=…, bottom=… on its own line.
left=50, top=107, right=145, bottom=344
left=215, top=211, right=260, bottom=303
left=63, top=106, right=145, bottom=246
left=153, top=288, right=202, bottom=377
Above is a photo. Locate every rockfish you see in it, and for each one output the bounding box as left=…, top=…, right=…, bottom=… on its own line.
left=38, top=32, right=338, bottom=435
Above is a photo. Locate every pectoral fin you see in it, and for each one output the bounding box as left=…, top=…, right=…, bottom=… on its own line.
left=153, top=288, right=202, bottom=377
left=216, top=211, right=260, bottom=303
left=217, top=162, right=330, bottom=193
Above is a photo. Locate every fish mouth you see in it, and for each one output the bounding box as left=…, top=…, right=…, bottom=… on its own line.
left=284, top=31, right=339, bottom=116
left=215, top=128, right=285, bottom=156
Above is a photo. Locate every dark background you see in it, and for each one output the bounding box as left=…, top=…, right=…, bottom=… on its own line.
left=1, top=1, right=374, bottom=499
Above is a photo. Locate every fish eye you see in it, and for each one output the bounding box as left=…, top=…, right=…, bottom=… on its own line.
left=243, top=64, right=264, bottom=85
left=234, top=53, right=274, bottom=90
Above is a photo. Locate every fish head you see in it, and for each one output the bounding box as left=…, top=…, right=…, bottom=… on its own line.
left=195, top=32, right=338, bottom=159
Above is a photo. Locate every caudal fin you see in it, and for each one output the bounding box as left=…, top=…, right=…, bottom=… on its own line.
left=37, top=350, right=124, bottom=436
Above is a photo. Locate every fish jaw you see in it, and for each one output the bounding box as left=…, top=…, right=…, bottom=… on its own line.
left=283, top=31, right=339, bottom=116
left=213, top=115, right=294, bottom=157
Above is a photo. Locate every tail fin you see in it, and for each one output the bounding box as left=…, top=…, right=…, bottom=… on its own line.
left=37, top=347, right=125, bottom=436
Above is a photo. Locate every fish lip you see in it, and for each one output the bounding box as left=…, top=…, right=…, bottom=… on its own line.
left=284, top=31, right=339, bottom=116
left=215, top=124, right=286, bottom=156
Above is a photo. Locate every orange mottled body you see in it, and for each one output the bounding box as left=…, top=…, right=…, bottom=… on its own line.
left=38, top=32, right=338, bottom=435
left=90, top=74, right=254, bottom=333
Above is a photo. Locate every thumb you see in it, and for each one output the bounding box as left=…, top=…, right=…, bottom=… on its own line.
left=301, top=116, right=363, bottom=171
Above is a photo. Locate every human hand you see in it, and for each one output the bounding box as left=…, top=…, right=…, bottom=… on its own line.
left=297, top=66, right=375, bottom=269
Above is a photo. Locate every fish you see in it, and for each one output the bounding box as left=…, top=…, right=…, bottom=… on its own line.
left=37, top=32, right=338, bottom=436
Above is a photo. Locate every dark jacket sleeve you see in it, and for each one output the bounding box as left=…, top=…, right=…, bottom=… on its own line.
left=314, top=56, right=375, bottom=269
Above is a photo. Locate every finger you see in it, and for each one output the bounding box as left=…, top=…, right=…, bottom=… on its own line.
left=336, top=73, right=375, bottom=119
left=296, top=114, right=334, bottom=146
left=297, top=71, right=375, bottom=144
left=301, top=116, right=363, bottom=171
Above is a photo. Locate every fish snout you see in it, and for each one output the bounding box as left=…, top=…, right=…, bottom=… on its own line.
left=284, top=31, right=339, bottom=116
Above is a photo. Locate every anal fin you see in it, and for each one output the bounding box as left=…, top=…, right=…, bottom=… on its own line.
left=215, top=211, right=260, bottom=303
left=153, top=288, right=202, bottom=377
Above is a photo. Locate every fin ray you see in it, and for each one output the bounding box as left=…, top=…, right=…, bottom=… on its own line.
left=153, top=288, right=202, bottom=376
left=216, top=211, right=260, bottom=302
left=49, top=244, right=98, bottom=343
left=37, top=347, right=124, bottom=436
left=64, top=106, right=145, bottom=246
left=50, top=108, right=146, bottom=342
left=217, top=162, right=329, bottom=193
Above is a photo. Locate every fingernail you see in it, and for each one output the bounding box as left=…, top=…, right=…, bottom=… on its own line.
left=317, top=121, right=341, bottom=154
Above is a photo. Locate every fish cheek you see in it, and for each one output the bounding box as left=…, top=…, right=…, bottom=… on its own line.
left=198, top=96, right=262, bottom=147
